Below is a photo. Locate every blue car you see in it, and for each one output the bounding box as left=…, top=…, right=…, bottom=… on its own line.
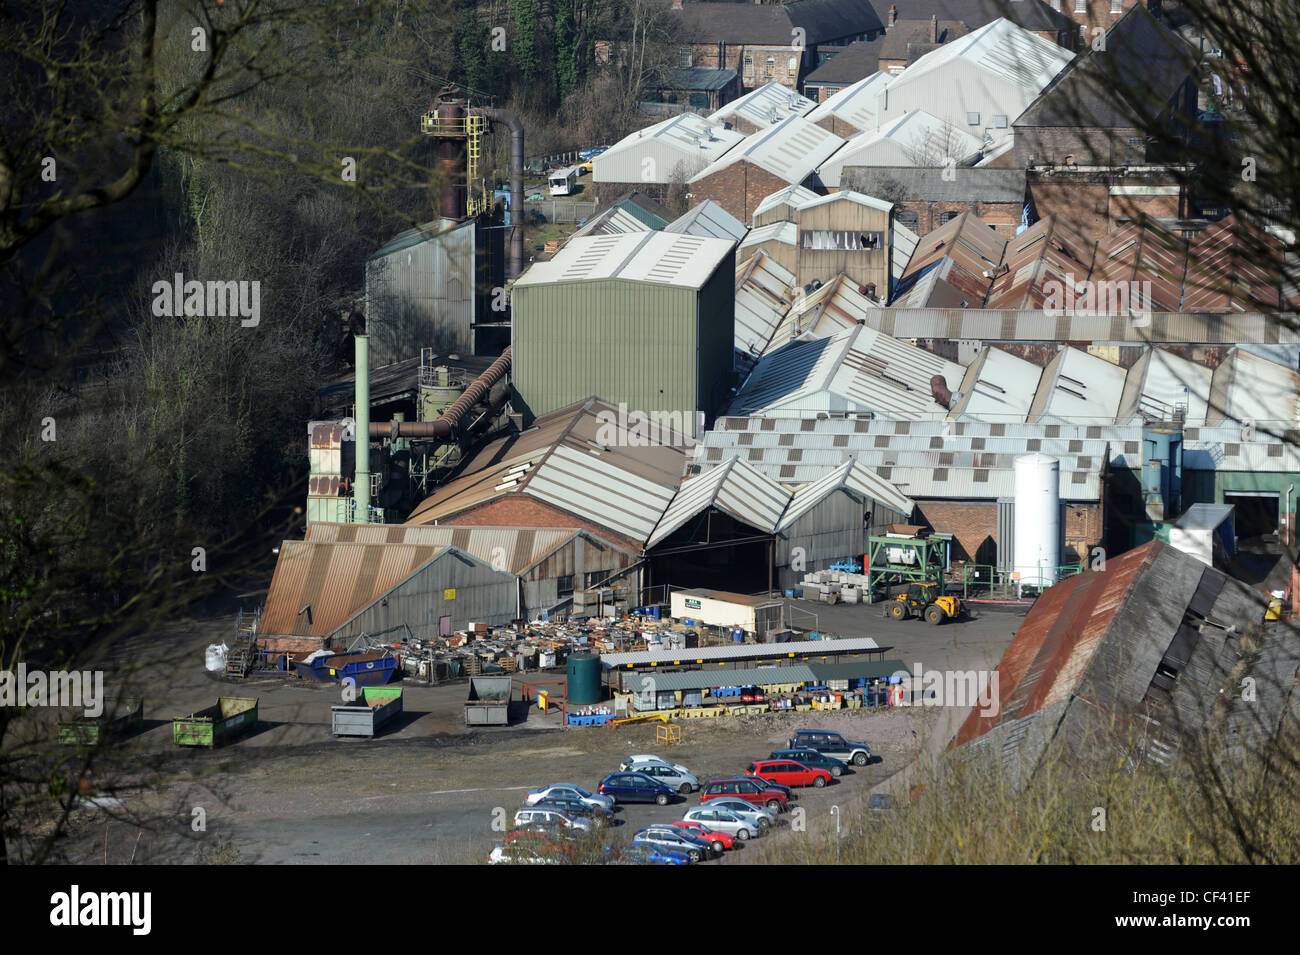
left=599, top=772, right=677, bottom=806
left=618, top=843, right=692, bottom=865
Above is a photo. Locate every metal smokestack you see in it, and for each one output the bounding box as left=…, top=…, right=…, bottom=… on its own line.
left=472, top=107, right=526, bottom=280
left=354, top=334, right=371, bottom=523
left=436, top=99, right=467, bottom=220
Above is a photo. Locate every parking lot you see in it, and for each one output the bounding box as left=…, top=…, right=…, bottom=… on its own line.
left=50, top=600, right=1023, bottom=864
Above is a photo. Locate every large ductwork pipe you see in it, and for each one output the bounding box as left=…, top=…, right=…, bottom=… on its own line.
left=930, top=374, right=953, bottom=409
left=354, top=334, right=371, bottom=522
left=471, top=107, right=524, bottom=281
left=370, top=347, right=512, bottom=440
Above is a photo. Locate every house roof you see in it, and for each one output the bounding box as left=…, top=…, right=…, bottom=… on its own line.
left=805, top=39, right=888, bottom=85
left=672, top=0, right=883, bottom=45
left=867, top=0, right=1073, bottom=36
left=876, top=17, right=968, bottom=62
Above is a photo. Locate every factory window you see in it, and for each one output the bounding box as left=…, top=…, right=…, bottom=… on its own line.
left=1074, top=0, right=1085, bottom=11
left=895, top=210, right=919, bottom=229
left=994, top=114, right=1008, bottom=128
left=1110, top=0, right=1122, bottom=10
left=766, top=55, right=776, bottom=71
left=557, top=575, right=574, bottom=597
left=690, top=92, right=710, bottom=109
left=788, top=56, right=798, bottom=74
left=584, top=570, right=610, bottom=590
left=680, top=48, right=694, bottom=68
left=966, top=112, right=980, bottom=126
left=939, top=211, right=960, bottom=224
left=801, top=230, right=884, bottom=250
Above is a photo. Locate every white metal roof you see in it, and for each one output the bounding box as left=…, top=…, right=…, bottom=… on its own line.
left=1116, top=347, right=1211, bottom=426
left=690, top=115, right=846, bottom=186
left=596, top=113, right=745, bottom=183
left=1208, top=348, right=1300, bottom=428
left=710, top=81, right=817, bottom=130
left=805, top=71, right=893, bottom=135
left=1029, top=347, right=1127, bottom=425
left=1174, top=503, right=1234, bottom=532
left=664, top=200, right=748, bottom=241
left=735, top=251, right=796, bottom=355
left=819, top=110, right=984, bottom=187
left=891, top=219, right=919, bottom=294
left=796, top=190, right=893, bottom=215
left=514, top=231, right=734, bottom=290
left=777, top=458, right=914, bottom=529
left=899, top=17, right=1073, bottom=96
left=528, top=443, right=682, bottom=544
left=949, top=346, right=1043, bottom=423
left=753, top=183, right=821, bottom=220
left=601, top=636, right=881, bottom=667
left=739, top=220, right=799, bottom=252
left=731, top=323, right=964, bottom=418
left=648, top=457, right=792, bottom=548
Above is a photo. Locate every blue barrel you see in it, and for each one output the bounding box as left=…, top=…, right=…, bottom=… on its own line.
left=731, top=627, right=744, bottom=643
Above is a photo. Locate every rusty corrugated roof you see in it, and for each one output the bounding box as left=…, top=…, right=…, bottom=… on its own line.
left=1091, top=218, right=1187, bottom=312
left=260, top=540, right=441, bottom=637
left=1182, top=215, right=1290, bottom=313
left=894, top=212, right=1008, bottom=307
left=950, top=543, right=1158, bottom=747
left=985, top=215, right=1097, bottom=310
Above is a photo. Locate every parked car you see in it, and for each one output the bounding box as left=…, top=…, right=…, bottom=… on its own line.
left=524, top=783, right=615, bottom=812
left=681, top=806, right=757, bottom=841
left=700, top=776, right=788, bottom=812
left=770, top=748, right=849, bottom=777
left=532, top=796, right=612, bottom=824
left=599, top=772, right=677, bottom=805
left=513, top=807, right=593, bottom=832
left=488, top=842, right=565, bottom=865
left=617, top=842, right=692, bottom=866
left=620, top=754, right=691, bottom=775
left=632, top=826, right=710, bottom=862
left=787, top=729, right=873, bottom=766
left=670, top=819, right=737, bottom=852
left=703, top=798, right=776, bottom=832
left=747, top=758, right=833, bottom=789
left=622, top=758, right=699, bottom=794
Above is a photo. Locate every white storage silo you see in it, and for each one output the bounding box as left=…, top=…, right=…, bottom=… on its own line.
left=1013, top=454, right=1060, bottom=590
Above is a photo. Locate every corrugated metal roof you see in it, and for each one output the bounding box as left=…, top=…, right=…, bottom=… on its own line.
left=735, top=251, right=796, bottom=355
left=602, top=636, right=881, bottom=667
left=1183, top=216, right=1291, bottom=313
left=731, top=323, right=964, bottom=418
left=894, top=212, right=1008, bottom=307
left=305, top=523, right=629, bottom=575
left=648, top=457, right=792, bottom=547
left=664, top=199, right=748, bottom=241
left=1028, top=347, right=1126, bottom=425
left=1207, top=348, right=1300, bottom=428
left=1092, top=218, right=1187, bottom=313
left=515, top=231, right=733, bottom=290
left=767, top=274, right=878, bottom=352
left=709, top=81, right=817, bottom=130
left=740, top=220, right=799, bottom=251
left=691, top=115, right=846, bottom=186
left=986, top=215, right=1097, bottom=311
left=804, top=70, right=893, bottom=134
left=1115, top=347, right=1211, bottom=426
left=597, top=112, right=745, bottom=181
left=808, top=659, right=911, bottom=681
left=891, top=219, right=919, bottom=294
left=900, top=17, right=1072, bottom=97
left=406, top=398, right=688, bottom=546
left=821, top=111, right=983, bottom=186
left=753, top=183, right=821, bottom=220
left=260, top=540, right=443, bottom=636
left=777, top=458, right=914, bottom=528
left=949, top=346, right=1042, bottom=423
left=645, top=666, right=817, bottom=692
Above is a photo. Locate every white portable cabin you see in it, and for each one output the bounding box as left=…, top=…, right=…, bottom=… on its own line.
left=548, top=165, right=579, bottom=196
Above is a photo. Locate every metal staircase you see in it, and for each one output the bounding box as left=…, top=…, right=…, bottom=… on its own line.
left=228, top=607, right=260, bottom=678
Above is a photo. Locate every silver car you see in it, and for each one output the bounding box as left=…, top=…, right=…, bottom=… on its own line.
left=622, top=759, right=699, bottom=794
left=513, top=807, right=594, bottom=832
left=682, top=805, right=759, bottom=841
left=705, top=797, right=776, bottom=831
left=524, top=783, right=615, bottom=812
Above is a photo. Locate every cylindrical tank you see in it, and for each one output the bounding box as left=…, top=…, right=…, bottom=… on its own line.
left=566, top=653, right=602, bottom=705
left=1014, top=453, right=1060, bottom=590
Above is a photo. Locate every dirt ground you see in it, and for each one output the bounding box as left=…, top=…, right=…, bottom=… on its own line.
left=40, top=600, right=1021, bottom=864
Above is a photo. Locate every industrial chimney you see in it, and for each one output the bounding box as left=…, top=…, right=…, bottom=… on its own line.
left=354, top=334, right=371, bottom=523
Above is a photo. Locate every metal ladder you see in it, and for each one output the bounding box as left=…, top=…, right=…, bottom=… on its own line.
left=228, top=607, right=260, bottom=678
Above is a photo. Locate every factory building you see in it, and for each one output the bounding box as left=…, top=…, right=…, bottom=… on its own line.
left=511, top=232, right=737, bottom=436
left=364, top=217, right=503, bottom=365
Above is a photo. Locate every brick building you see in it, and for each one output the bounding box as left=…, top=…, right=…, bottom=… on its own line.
left=841, top=166, right=1026, bottom=236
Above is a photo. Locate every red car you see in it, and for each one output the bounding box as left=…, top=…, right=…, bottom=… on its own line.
left=746, top=759, right=833, bottom=789
left=700, top=777, right=789, bottom=812
left=670, top=819, right=737, bottom=852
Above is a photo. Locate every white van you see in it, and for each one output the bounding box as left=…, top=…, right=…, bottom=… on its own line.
left=548, top=166, right=578, bottom=196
